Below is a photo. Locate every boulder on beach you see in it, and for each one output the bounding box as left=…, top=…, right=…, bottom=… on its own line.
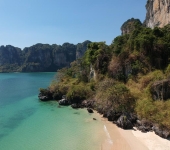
left=38, top=88, right=53, bottom=101
left=136, top=119, right=153, bottom=133
left=106, top=110, right=122, bottom=121
left=38, top=95, right=50, bottom=101
left=87, top=108, right=93, bottom=113
left=58, top=99, right=70, bottom=106
left=152, top=126, right=170, bottom=139
left=116, top=113, right=133, bottom=129
left=81, top=100, right=95, bottom=108
left=71, top=103, right=79, bottom=109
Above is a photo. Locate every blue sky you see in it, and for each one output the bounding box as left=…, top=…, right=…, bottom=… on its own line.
left=0, top=0, right=146, bottom=49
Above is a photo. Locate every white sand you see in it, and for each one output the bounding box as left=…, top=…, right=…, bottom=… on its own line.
left=95, top=112, right=170, bottom=150
left=132, top=128, right=170, bottom=150
left=101, top=119, right=148, bottom=150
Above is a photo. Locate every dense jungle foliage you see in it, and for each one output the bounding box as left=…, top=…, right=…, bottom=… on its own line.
left=47, top=21, right=170, bottom=130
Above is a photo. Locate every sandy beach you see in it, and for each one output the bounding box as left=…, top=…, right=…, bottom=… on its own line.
left=94, top=112, right=170, bottom=150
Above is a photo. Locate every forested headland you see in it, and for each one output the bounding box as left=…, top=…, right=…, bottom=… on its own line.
left=39, top=19, right=170, bottom=139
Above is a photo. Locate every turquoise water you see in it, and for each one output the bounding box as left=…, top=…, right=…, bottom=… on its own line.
left=0, top=73, right=106, bottom=150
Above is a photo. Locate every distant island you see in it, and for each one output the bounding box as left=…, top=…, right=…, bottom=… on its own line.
left=0, top=40, right=91, bottom=72
left=39, top=0, right=170, bottom=140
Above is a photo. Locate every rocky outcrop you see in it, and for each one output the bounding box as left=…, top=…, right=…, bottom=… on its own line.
left=38, top=96, right=50, bottom=101
left=87, top=108, right=93, bottom=113
left=58, top=96, right=70, bottom=105
left=152, top=126, right=170, bottom=138
left=121, top=18, right=142, bottom=35
left=135, top=119, right=170, bottom=138
left=150, top=79, right=170, bottom=100
left=89, top=65, right=97, bottom=80
left=70, top=100, right=95, bottom=109
left=116, top=113, right=133, bottom=129
left=58, top=99, right=70, bottom=105
left=103, top=110, right=122, bottom=121
left=38, top=89, right=53, bottom=101
left=71, top=103, right=79, bottom=109
left=144, top=0, right=170, bottom=28
left=0, top=41, right=91, bottom=72
left=135, top=119, right=153, bottom=133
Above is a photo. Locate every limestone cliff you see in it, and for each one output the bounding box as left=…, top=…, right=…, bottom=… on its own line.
left=0, top=41, right=91, bottom=72
left=76, top=40, right=91, bottom=59
left=144, top=0, right=170, bottom=28
left=0, top=45, right=22, bottom=72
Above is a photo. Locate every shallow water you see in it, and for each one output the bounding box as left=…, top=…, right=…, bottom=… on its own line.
left=0, top=73, right=106, bottom=150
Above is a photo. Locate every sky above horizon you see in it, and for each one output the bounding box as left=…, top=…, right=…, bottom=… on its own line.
left=0, top=0, right=147, bottom=49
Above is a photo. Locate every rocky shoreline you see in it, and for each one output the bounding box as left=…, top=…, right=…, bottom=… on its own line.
left=38, top=91, right=170, bottom=139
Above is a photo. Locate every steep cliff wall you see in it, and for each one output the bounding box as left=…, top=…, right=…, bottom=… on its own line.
left=76, top=40, right=91, bottom=59
left=144, top=0, right=170, bottom=28
left=0, top=41, right=91, bottom=72
left=0, top=45, right=22, bottom=72
left=0, top=45, right=21, bottom=65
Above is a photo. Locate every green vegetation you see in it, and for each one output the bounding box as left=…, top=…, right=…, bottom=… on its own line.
left=121, top=18, right=142, bottom=35
left=95, top=79, right=135, bottom=112
left=48, top=21, right=170, bottom=131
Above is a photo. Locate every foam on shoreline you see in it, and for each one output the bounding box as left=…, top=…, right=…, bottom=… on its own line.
left=103, top=125, right=113, bottom=145
left=93, top=111, right=170, bottom=150
left=95, top=109, right=170, bottom=150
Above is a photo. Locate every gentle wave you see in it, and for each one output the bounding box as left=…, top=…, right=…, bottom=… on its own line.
left=104, top=125, right=113, bottom=144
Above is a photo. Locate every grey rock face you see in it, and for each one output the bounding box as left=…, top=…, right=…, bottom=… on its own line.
left=144, top=0, right=170, bottom=28
left=116, top=113, right=133, bottom=129
left=76, top=40, right=91, bottom=59
left=87, top=108, right=93, bottom=113
left=152, top=126, right=170, bottom=138
left=150, top=79, right=170, bottom=100
left=0, top=41, right=91, bottom=72
left=58, top=99, right=70, bottom=106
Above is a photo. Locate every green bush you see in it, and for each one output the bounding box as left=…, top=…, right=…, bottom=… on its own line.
left=39, top=88, right=50, bottom=95
left=96, top=79, right=135, bottom=112
left=49, top=82, right=70, bottom=100
left=136, top=98, right=170, bottom=129
left=66, top=85, right=93, bottom=103
left=165, top=64, right=170, bottom=78
left=139, top=70, right=164, bottom=89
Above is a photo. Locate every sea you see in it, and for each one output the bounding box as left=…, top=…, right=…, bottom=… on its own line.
left=0, top=73, right=107, bottom=150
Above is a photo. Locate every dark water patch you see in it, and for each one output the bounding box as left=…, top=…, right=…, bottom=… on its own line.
left=0, top=78, right=35, bottom=106
left=49, top=102, right=58, bottom=107
left=3, top=107, right=36, bottom=129
left=0, top=107, right=36, bottom=140
left=0, top=73, right=56, bottom=144
left=0, top=133, right=7, bottom=139
left=73, top=112, right=80, bottom=115
left=57, top=105, right=62, bottom=108
left=39, top=101, right=57, bottom=106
